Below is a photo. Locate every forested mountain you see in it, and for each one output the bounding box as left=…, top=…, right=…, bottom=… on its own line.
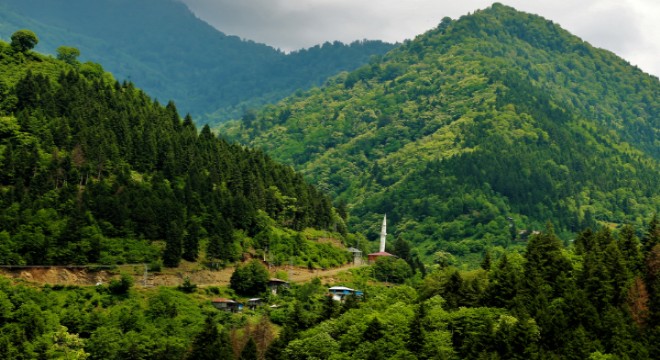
left=222, top=3, right=660, bottom=261
left=0, top=0, right=395, bottom=124
left=0, top=37, right=356, bottom=268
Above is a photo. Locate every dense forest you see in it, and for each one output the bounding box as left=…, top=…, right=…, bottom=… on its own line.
left=0, top=220, right=658, bottom=359
left=0, top=0, right=395, bottom=123
left=0, top=35, right=357, bottom=268
left=0, top=3, right=659, bottom=359
left=222, top=4, right=660, bottom=263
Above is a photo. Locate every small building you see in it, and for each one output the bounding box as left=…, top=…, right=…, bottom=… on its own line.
left=328, top=286, right=363, bottom=302
left=367, top=251, right=394, bottom=263
left=268, top=278, right=289, bottom=295
left=347, top=247, right=363, bottom=265
left=212, top=298, right=243, bottom=312
left=247, top=298, right=263, bottom=310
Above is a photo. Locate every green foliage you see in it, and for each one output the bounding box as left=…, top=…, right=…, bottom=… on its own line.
left=222, top=3, right=660, bottom=265
left=0, top=0, right=395, bottom=122
left=10, top=29, right=38, bottom=53
left=372, top=256, right=413, bottom=283
left=0, top=42, right=345, bottom=267
left=239, top=337, right=258, bottom=360
left=269, top=222, right=658, bottom=359
left=0, top=220, right=657, bottom=359
left=56, top=46, right=80, bottom=65
left=107, top=273, right=133, bottom=296
left=187, top=317, right=233, bottom=360
left=230, top=260, right=270, bottom=296
left=177, top=277, right=197, bottom=294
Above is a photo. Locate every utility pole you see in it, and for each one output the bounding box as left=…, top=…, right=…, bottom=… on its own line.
left=143, top=263, right=148, bottom=287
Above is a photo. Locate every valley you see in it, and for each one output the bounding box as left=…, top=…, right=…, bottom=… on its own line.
left=0, top=2, right=658, bottom=359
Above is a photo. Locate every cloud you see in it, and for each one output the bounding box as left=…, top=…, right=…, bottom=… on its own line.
left=180, top=0, right=660, bottom=77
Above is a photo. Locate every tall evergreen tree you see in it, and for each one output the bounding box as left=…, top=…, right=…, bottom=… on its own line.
left=239, top=337, right=258, bottom=360
left=524, top=224, right=572, bottom=294
left=642, top=214, right=660, bottom=254
left=182, top=217, right=202, bottom=262
left=163, top=220, right=183, bottom=268
left=407, top=302, right=427, bottom=357
left=618, top=224, right=643, bottom=274
left=187, top=317, right=233, bottom=360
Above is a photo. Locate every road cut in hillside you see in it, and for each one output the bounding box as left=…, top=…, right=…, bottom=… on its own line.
left=0, top=262, right=364, bottom=287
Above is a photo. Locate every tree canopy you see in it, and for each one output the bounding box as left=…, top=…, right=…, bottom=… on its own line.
left=10, top=29, right=38, bottom=53
left=222, top=4, right=660, bottom=266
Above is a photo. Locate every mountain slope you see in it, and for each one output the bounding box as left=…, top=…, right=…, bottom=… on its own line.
left=0, top=39, right=357, bottom=268
left=221, top=4, right=660, bottom=258
left=0, top=0, right=395, bottom=123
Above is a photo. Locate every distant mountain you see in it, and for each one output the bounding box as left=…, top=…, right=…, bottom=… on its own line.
left=0, top=0, right=395, bottom=124
left=221, top=4, right=660, bottom=259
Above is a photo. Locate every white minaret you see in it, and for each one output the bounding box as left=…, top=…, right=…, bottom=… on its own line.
left=379, top=214, right=387, bottom=252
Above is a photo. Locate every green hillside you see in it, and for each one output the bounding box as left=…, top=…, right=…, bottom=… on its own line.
left=1, top=220, right=659, bottom=359
left=0, top=0, right=395, bottom=124
left=0, top=37, right=358, bottom=268
left=221, top=4, right=660, bottom=261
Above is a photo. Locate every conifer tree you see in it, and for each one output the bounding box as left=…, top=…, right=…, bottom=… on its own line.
left=407, top=302, right=427, bottom=356
left=362, top=317, right=384, bottom=342
left=618, top=224, right=643, bottom=274
left=163, top=220, right=183, bottom=268
left=182, top=217, right=202, bottom=262
left=481, top=250, right=492, bottom=270
left=642, top=214, right=660, bottom=254
left=482, top=254, right=521, bottom=308
left=187, top=317, right=233, bottom=360
left=239, top=337, right=258, bottom=360
left=524, top=223, right=572, bottom=292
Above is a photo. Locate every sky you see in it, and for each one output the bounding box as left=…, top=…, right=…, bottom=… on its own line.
left=180, top=0, right=660, bottom=78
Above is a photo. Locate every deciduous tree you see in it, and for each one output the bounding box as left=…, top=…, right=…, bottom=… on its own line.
left=11, top=29, right=38, bottom=53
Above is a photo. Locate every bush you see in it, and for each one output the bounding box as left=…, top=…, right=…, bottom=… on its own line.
left=230, top=260, right=270, bottom=296
left=108, top=273, right=133, bottom=295
left=177, top=277, right=197, bottom=294
left=372, top=257, right=413, bottom=283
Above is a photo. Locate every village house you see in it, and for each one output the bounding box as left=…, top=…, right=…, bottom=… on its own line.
left=328, top=286, right=363, bottom=302
left=211, top=298, right=243, bottom=312
left=268, top=278, right=289, bottom=295
left=247, top=298, right=263, bottom=310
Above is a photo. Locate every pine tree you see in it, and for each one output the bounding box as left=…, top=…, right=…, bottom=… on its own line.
left=362, top=317, right=384, bottom=342
left=481, top=250, right=492, bottom=270
left=239, top=337, right=258, bottom=360
left=618, top=224, right=643, bottom=274
left=642, top=214, right=660, bottom=254
left=407, top=302, right=427, bottom=357
left=524, top=224, right=572, bottom=293
left=482, top=254, right=521, bottom=308
left=163, top=220, right=183, bottom=268
left=182, top=217, right=202, bottom=262
left=321, top=294, right=339, bottom=320
left=187, top=317, right=233, bottom=360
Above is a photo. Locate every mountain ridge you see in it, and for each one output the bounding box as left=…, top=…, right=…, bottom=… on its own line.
left=0, top=0, right=395, bottom=123
left=221, top=3, right=659, bottom=259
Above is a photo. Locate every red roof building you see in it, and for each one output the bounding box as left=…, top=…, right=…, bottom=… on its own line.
left=367, top=251, right=394, bottom=263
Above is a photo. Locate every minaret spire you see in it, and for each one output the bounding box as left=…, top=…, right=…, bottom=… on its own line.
left=379, top=214, right=387, bottom=252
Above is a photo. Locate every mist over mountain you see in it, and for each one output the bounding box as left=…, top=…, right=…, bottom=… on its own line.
left=0, top=0, right=395, bottom=124
left=222, top=4, right=659, bottom=260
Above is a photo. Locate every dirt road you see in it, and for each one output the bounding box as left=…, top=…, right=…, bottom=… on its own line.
left=0, top=262, right=365, bottom=287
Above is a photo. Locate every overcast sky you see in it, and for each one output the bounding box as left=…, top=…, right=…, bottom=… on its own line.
left=180, top=0, right=660, bottom=78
